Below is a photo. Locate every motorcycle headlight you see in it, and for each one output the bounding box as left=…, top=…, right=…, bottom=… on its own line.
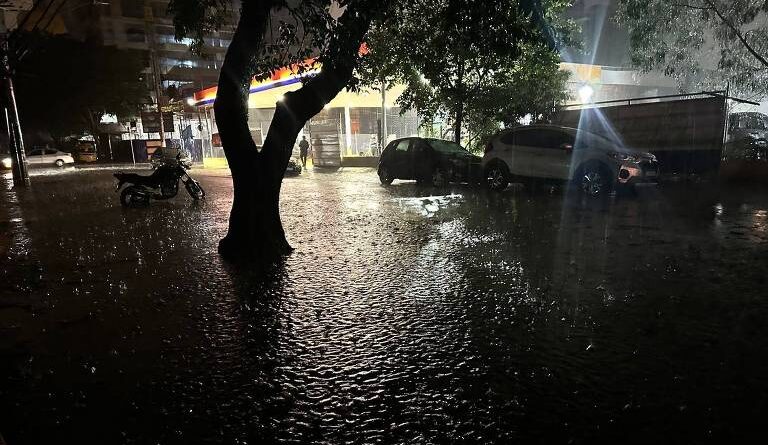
left=2, top=157, right=12, bottom=169
left=609, top=151, right=642, bottom=163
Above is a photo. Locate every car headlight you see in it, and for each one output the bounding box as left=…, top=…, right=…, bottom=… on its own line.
left=2, top=157, right=12, bottom=169
left=609, top=151, right=642, bottom=163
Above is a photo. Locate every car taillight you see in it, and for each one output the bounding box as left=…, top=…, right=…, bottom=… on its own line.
left=484, top=141, right=493, bottom=154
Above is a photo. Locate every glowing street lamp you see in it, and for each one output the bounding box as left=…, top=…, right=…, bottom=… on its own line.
left=578, top=84, right=595, bottom=103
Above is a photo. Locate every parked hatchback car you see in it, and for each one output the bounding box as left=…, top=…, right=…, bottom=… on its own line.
left=483, top=124, right=659, bottom=196
left=378, top=137, right=481, bottom=186
left=26, top=148, right=75, bottom=167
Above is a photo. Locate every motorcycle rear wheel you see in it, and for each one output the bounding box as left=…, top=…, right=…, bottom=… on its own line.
left=120, top=187, right=150, bottom=207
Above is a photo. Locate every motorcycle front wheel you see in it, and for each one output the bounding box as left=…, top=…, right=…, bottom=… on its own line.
left=120, top=187, right=150, bottom=207
left=185, top=180, right=206, bottom=201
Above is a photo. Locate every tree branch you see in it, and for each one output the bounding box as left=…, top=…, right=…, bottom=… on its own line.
left=213, top=0, right=273, bottom=171
left=701, top=0, right=768, bottom=68
left=672, top=0, right=768, bottom=68
left=671, top=2, right=711, bottom=11
left=260, top=1, right=385, bottom=172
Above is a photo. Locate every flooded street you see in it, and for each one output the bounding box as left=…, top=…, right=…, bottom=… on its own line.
left=1, top=168, right=767, bottom=444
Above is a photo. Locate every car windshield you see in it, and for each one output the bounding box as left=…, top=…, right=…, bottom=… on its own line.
left=427, top=139, right=468, bottom=154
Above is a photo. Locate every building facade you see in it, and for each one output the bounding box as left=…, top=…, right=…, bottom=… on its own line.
left=52, top=0, right=238, bottom=159
left=193, top=71, right=421, bottom=168
left=562, top=0, right=678, bottom=104
left=69, top=0, right=234, bottom=101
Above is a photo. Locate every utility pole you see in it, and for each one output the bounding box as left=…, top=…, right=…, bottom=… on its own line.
left=129, top=124, right=136, bottom=165
left=1, top=37, right=29, bottom=186
left=150, top=49, right=165, bottom=146
left=144, top=2, right=165, bottom=146
left=380, top=80, right=387, bottom=155
left=107, top=133, right=113, bottom=161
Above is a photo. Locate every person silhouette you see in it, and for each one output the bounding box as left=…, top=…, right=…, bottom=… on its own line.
left=299, top=135, right=310, bottom=167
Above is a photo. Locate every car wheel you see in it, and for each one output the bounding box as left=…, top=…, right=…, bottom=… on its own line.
left=578, top=163, right=613, bottom=197
left=378, top=165, right=394, bottom=185
left=485, top=162, right=510, bottom=191
left=55, top=159, right=65, bottom=167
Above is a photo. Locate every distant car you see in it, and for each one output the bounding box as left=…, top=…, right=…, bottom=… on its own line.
left=26, top=148, right=75, bottom=167
left=482, top=124, right=659, bottom=196
left=377, top=137, right=481, bottom=186
left=1, top=155, right=12, bottom=170
left=728, top=112, right=768, bottom=141
left=285, top=159, right=302, bottom=175
left=725, top=112, right=768, bottom=162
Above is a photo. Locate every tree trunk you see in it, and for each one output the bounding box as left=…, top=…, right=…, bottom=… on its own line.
left=213, top=1, right=276, bottom=262
left=454, top=100, right=464, bottom=144
left=215, top=1, right=379, bottom=263
left=453, top=61, right=465, bottom=144
left=85, top=108, right=101, bottom=156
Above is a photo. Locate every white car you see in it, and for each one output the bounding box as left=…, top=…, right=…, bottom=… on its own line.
left=482, top=124, right=659, bottom=196
left=26, top=148, right=75, bottom=167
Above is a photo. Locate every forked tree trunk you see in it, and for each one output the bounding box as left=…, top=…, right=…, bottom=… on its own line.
left=215, top=1, right=377, bottom=262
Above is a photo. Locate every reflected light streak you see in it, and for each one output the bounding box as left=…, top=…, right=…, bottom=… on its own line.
left=586, top=3, right=609, bottom=67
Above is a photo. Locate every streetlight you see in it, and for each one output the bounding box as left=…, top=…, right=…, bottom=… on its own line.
left=579, top=84, right=595, bottom=103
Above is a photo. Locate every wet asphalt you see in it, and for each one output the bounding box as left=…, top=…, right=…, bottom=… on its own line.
left=1, top=167, right=767, bottom=444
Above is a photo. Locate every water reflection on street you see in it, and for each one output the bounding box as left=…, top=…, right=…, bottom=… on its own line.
left=1, top=169, right=767, bottom=444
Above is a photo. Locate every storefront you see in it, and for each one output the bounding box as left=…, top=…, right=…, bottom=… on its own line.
left=191, top=67, right=420, bottom=168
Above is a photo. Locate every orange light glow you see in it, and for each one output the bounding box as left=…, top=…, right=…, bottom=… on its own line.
left=192, top=45, right=369, bottom=106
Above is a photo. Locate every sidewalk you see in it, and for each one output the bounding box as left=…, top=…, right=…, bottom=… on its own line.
left=74, top=162, right=152, bottom=170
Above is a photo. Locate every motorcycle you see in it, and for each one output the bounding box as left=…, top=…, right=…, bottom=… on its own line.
left=114, top=154, right=205, bottom=207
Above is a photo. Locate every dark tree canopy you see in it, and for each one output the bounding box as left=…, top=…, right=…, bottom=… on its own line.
left=616, top=0, right=768, bottom=99
left=358, top=0, right=575, bottom=148
left=170, top=0, right=377, bottom=81
left=13, top=32, right=147, bottom=141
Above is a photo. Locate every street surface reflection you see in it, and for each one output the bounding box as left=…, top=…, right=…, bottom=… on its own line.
left=1, top=169, right=767, bottom=443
